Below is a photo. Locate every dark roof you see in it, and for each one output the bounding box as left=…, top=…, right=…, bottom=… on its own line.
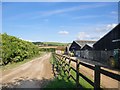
left=81, top=44, right=93, bottom=50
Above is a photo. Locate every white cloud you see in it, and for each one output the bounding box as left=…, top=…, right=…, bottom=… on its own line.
left=72, top=15, right=101, bottom=20
left=58, top=30, right=69, bottom=35
left=111, top=11, right=118, bottom=14
left=19, top=38, right=34, bottom=42
left=96, top=23, right=117, bottom=32
left=41, top=3, right=109, bottom=17
left=106, top=23, right=117, bottom=30
left=95, top=23, right=117, bottom=38
left=76, top=23, right=118, bottom=40
left=76, top=32, right=90, bottom=40
left=6, top=3, right=110, bottom=20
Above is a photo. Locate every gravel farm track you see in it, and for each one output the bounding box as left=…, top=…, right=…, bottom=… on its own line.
left=1, top=53, right=54, bottom=88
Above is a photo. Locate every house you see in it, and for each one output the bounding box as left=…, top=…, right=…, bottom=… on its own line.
left=69, top=40, right=96, bottom=57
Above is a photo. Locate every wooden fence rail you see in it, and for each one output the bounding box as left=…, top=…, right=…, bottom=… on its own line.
left=54, top=53, right=120, bottom=89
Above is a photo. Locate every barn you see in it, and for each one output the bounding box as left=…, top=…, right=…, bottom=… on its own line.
left=64, top=24, right=120, bottom=67
left=69, top=40, right=96, bottom=57
left=81, top=44, right=93, bottom=50
left=92, top=24, right=120, bottom=63
left=93, top=24, right=120, bottom=50
left=80, top=44, right=94, bottom=59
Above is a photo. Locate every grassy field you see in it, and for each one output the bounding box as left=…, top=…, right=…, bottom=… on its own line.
left=33, top=41, right=69, bottom=46
left=1, top=52, right=45, bottom=71
left=43, top=42, right=68, bottom=46
left=45, top=54, right=94, bottom=89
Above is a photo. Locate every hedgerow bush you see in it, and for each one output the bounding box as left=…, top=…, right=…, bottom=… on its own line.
left=1, top=33, right=40, bottom=65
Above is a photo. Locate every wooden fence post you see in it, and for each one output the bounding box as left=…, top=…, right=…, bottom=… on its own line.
left=68, top=58, right=71, bottom=79
left=94, top=65, right=101, bottom=89
left=76, top=59, right=79, bottom=88
left=62, top=57, right=65, bottom=74
left=63, top=58, right=66, bottom=75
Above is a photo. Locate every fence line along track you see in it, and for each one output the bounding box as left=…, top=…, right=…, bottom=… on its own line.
left=54, top=53, right=120, bottom=89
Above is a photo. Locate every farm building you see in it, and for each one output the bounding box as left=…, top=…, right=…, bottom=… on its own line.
left=81, top=44, right=93, bottom=50
left=80, top=44, right=94, bottom=59
left=55, top=46, right=66, bottom=54
left=93, top=24, right=120, bottom=50
left=69, top=40, right=96, bottom=57
left=92, top=24, right=120, bottom=63
left=64, top=24, right=120, bottom=68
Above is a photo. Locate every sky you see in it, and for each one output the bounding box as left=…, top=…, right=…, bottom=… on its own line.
left=2, top=2, right=119, bottom=43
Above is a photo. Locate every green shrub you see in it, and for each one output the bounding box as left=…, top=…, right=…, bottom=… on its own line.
left=1, top=33, right=40, bottom=65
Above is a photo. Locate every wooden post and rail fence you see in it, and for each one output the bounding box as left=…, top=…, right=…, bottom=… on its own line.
left=54, top=53, right=120, bottom=89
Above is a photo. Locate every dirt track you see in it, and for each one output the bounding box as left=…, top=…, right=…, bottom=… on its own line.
left=1, top=53, right=53, bottom=88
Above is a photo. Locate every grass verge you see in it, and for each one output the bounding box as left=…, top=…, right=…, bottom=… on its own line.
left=45, top=53, right=94, bottom=89
left=45, top=53, right=76, bottom=89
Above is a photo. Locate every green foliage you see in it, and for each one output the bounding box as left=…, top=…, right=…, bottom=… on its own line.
left=43, top=42, right=68, bottom=46
left=45, top=78, right=76, bottom=89
left=33, top=41, right=68, bottom=46
left=1, top=33, right=40, bottom=65
left=32, top=42, right=44, bottom=45
left=39, top=48, right=55, bottom=52
left=46, top=54, right=93, bottom=89
left=45, top=54, right=76, bottom=89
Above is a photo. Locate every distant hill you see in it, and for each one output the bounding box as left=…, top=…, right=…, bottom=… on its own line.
left=32, top=42, right=69, bottom=46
